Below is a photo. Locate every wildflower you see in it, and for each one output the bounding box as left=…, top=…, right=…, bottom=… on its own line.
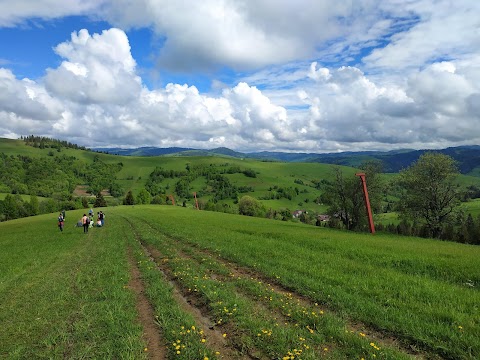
left=223, top=333, right=227, bottom=338
left=144, top=347, right=148, bottom=352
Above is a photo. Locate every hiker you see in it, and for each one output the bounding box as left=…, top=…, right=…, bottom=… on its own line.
left=82, top=214, right=90, bottom=233
left=89, top=208, right=94, bottom=217
left=89, top=215, right=94, bottom=228
left=62, top=209, right=66, bottom=220
left=99, top=211, right=105, bottom=226
left=96, top=218, right=102, bottom=227
left=58, top=213, right=64, bottom=232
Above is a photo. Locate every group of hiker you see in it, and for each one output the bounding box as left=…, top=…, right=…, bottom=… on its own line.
left=57, top=208, right=106, bottom=233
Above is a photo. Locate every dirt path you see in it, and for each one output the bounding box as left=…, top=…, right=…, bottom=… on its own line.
left=126, top=217, right=252, bottom=359
left=127, top=248, right=166, bottom=359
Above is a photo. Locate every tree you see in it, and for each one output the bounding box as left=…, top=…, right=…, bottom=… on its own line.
left=2, top=194, right=18, bottom=220
left=323, top=164, right=382, bottom=231
left=94, top=193, right=107, bottom=207
left=397, top=152, right=460, bottom=238
left=136, top=189, right=152, bottom=204
left=28, top=195, right=39, bottom=216
left=124, top=190, right=135, bottom=205
left=238, top=195, right=266, bottom=217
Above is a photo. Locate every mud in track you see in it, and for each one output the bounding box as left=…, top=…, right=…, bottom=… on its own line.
left=128, top=248, right=166, bottom=359
left=126, top=218, right=252, bottom=359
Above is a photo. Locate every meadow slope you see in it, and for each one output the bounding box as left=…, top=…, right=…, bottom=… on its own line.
left=1, top=205, right=478, bottom=359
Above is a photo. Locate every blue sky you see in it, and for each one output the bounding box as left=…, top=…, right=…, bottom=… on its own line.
left=0, top=0, right=479, bottom=153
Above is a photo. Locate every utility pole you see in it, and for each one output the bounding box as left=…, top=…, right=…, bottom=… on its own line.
left=355, top=173, right=375, bottom=234
left=193, top=192, right=199, bottom=210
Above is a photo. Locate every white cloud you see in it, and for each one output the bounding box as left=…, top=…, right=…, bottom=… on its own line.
left=44, top=28, right=141, bottom=104
left=0, top=0, right=102, bottom=27
left=1, top=1, right=480, bottom=153
left=363, top=0, right=480, bottom=70
left=0, top=68, right=63, bottom=120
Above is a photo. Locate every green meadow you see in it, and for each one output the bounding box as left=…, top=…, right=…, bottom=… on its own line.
left=1, top=205, right=478, bottom=359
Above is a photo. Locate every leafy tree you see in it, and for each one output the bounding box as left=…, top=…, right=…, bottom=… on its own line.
left=397, top=152, right=460, bottom=238
left=124, top=191, right=135, bottom=205
left=323, top=163, right=383, bottom=231
left=2, top=194, right=18, bottom=220
left=29, top=195, right=39, bottom=216
left=151, top=195, right=166, bottom=205
left=136, top=189, right=152, bottom=204
left=238, top=195, right=266, bottom=217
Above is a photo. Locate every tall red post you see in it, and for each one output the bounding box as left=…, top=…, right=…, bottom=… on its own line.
left=169, top=195, right=175, bottom=206
left=355, top=173, right=375, bottom=234
left=193, top=192, right=199, bottom=210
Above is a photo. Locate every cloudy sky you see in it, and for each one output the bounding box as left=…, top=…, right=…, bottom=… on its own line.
left=0, top=0, right=479, bottom=153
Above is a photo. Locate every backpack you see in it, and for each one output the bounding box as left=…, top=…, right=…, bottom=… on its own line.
left=86, top=217, right=90, bottom=225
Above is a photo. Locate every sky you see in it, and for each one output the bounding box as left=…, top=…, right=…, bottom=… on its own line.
left=0, top=0, right=479, bottom=153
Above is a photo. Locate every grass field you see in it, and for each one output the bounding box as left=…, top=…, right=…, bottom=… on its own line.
left=1, top=205, right=478, bottom=359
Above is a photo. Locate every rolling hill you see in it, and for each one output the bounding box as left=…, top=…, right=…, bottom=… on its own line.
left=94, top=144, right=480, bottom=175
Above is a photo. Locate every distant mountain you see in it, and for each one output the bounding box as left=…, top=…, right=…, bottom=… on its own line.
left=94, top=146, right=194, bottom=156
left=93, top=145, right=480, bottom=175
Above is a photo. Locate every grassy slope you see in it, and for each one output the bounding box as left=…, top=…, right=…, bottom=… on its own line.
left=0, top=209, right=146, bottom=358
left=1, top=206, right=478, bottom=359
left=126, top=206, right=479, bottom=359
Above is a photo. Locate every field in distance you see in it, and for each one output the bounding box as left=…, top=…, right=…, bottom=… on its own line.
left=1, top=205, right=478, bottom=359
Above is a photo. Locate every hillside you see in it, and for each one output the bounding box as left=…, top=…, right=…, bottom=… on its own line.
left=94, top=144, right=480, bottom=175
left=1, top=206, right=479, bottom=358
left=0, top=138, right=344, bottom=215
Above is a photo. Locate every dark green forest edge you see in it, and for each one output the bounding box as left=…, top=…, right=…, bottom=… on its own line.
left=2, top=136, right=480, bottom=245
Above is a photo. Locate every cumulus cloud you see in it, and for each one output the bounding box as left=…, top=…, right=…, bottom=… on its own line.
left=44, top=28, right=141, bottom=104
left=0, top=68, right=63, bottom=120
left=1, top=1, right=480, bottom=152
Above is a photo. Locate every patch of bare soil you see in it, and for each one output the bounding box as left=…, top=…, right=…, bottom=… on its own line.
left=125, top=217, right=252, bottom=359
left=127, top=247, right=166, bottom=359
left=73, top=185, right=110, bottom=197
left=144, top=245, right=252, bottom=360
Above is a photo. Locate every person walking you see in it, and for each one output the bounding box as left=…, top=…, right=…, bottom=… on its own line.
left=82, top=214, right=89, bottom=233
left=58, top=213, right=64, bottom=232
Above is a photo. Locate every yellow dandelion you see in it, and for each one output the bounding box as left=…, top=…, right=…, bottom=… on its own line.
left=223, top=333, right=227, bottom=338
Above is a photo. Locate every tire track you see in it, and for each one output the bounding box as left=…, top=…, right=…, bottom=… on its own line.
left=125, top=217, right=253, bottom=359
left=137, top=217, right=425, bottom=359
left=127, top=247, right=166, bottom=359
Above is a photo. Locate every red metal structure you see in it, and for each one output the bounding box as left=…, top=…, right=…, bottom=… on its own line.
left=355, top=173, right=375, bottom=234
left=168, top=195, right=175, bottom=206
left=193, top=192, right=199, bottom=210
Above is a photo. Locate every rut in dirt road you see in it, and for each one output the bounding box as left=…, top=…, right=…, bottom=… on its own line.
left=126, top=217, right=254, bottom=359
left=128, top=248, right=166, bottom=359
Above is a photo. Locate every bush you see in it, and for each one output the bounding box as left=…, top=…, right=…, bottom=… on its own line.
left=238, top=196, right=266, bottom=217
